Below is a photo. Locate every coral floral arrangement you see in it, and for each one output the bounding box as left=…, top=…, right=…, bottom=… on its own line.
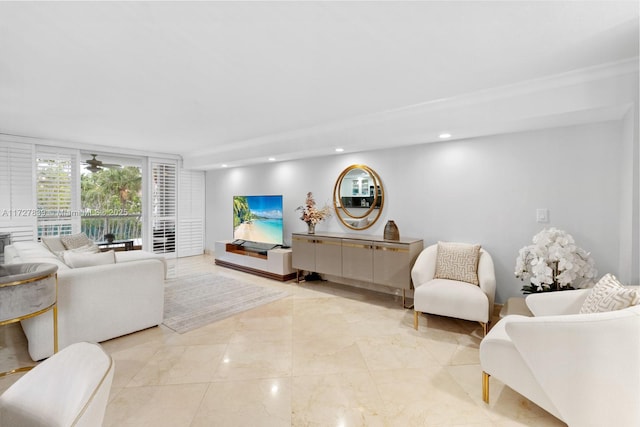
left=296, top=192, right=331, bottom=225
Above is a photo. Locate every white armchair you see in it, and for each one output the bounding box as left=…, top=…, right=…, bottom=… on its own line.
left=0, top=342, right=114, bottom=426
left=411, top=243, right=496, bottom=335
left=480, top=289, right=640, bottom=426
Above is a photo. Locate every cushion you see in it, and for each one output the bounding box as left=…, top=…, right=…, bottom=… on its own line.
left=63, top=250, right=116, bottom=269
left=434, top=241, right=481, bottom=285
left=579, top=273, right=639, bottom=314
left=12, top=256, right=70, bottom=271
left=11, top=242, right=60, bottom=260
left=60, top=233, right=93, bottom=250
left=68, top=243, right=100, bottom=254
left=41, top=236, right=66, bottom=255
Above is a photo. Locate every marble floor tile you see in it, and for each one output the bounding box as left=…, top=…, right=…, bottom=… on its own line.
left=104, top=383, right=208, bottom=427
left=213, top=339, right=292, bottom=381
left=0, top=255, right=567, bottom=427
left=191, top=377, right=292, bottom=427
left=128, top=344, right=228, bottom=387
left=293, top=335, right=369, bottom=376
left=292, top=371, right=387, bottom=426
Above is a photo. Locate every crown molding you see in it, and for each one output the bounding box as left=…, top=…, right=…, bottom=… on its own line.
left=184, top=58, right=638, bottom=169
left=0, top=132, right=182, bottom=161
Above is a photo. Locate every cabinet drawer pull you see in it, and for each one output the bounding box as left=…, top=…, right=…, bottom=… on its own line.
left=316, top=240, right=341, bottom=246
left=343, top=242, right=371, bottom=249
left=375, top=246, right=408, bottom=253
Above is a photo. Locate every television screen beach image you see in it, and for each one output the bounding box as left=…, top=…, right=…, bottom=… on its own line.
left=233, top=195, right=284, bottom=245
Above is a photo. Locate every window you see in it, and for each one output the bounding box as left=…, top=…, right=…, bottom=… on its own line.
left=80, top=159, right=143, bottom=243
left=36, top=148, right=79, bottom=238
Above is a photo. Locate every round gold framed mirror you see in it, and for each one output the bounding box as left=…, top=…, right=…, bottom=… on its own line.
left=333, top=164, right=384, bottom=230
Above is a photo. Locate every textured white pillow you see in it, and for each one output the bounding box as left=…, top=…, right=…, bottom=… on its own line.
left=579, top=274, right=639, bottom=314
left=41, top=236, right=66, bottom=255
left=434, top=241, right=481, bottom=285
left=69, top=243, right=100, bottom=254
left=60, top=232, right=93, bottom=250
left=58, top=243, right=100, bottom=261
left=63, top=250, right=115, bottom=268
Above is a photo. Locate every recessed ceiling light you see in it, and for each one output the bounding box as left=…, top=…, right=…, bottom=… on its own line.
left=268, top=157, right=276, bottom=161
left=335, top=148, right=344, bottom=152
left=439, top=133, right=452, bottom=139
left=221, top=164, right=228, bottom=168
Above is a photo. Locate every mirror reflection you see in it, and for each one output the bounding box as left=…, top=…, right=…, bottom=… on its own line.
left=333, top=164, right=384, bottom=230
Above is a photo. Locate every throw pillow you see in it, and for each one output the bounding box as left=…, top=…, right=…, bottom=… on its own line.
left=579, top=273, right=639, bottom=314
left=60, top=232, right=93, bottom=250
left=63, top=250, right=116, bottom=268
left=41, top=236, right=67, bottom=255
left=434, top=241, right=481, bottom=285
left=69, top=243, right=100, bottom=254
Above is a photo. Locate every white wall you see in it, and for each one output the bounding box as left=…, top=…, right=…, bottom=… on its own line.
left=206, top=120, right=631, bottom=303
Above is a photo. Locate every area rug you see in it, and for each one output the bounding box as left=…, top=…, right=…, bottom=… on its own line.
left=163, top=273, right=289, bottom=334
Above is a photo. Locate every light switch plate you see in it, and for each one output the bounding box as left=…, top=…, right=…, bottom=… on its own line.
left=536, top=208, right=549, bottom=223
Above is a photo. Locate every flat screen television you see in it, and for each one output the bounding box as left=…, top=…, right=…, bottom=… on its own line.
left=233, top=195, right=284, bottom=246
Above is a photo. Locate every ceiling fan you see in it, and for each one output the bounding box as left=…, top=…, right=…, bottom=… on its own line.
left=83, top=154, right=121, bottom=173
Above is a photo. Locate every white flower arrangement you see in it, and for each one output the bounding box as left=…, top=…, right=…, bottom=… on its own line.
left=515, top=227, right=597, bottom=293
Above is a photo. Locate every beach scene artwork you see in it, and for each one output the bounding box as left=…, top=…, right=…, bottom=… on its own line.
left=233, top=195, right=284, bottom=245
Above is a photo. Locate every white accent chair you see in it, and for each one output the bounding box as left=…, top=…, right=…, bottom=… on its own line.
left=480, top=290, right=640, bottom=426
left=411, top=244, right=496, bottom=335
left=0, top=342, right=114, bottom=426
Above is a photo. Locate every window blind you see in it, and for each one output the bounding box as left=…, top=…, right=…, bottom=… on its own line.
left=177, top=169, right=205, bottom=257
left=151, top=161, right=177, bottom=255
left=0, top=142, right=36, bottom=242
left=36, top=148, right=80, bottom=238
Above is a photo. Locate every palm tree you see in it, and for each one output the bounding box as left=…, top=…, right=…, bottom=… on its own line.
left=233, top=197, right=251, bottom=228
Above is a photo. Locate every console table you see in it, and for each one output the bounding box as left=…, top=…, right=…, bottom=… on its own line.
left=500, top=297, right=533, bottom=318
left=291, top=232, right=423, bottom=305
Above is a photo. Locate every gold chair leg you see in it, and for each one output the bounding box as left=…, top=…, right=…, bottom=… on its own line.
left=413, top=311, right=419, bottom=330
left=482, top=372, right=490, bottom=403
left=480, top=322, right=488, bottom=337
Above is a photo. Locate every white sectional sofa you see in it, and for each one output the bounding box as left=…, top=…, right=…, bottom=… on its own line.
left=5, top=240, right=167, bottom=361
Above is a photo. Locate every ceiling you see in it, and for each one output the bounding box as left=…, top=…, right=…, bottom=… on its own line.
left=1, top=1, right=638, bottom=169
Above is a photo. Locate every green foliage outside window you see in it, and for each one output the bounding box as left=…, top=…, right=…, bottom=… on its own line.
left=81, top=167, right=142, bottom=214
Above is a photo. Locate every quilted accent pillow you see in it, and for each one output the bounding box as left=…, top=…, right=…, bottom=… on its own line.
left=63, top=250, right=115, bottom=268
left=579, top=274, right=640, bottom=314
left=434, top=241, right=481, bottom=285
left=60, top=232, right=94, bottom=250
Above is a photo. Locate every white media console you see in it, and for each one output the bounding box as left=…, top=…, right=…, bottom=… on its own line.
left=214, top=240, right=296, bottom=281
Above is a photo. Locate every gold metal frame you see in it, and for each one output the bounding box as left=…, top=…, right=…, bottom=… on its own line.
left=333, top=164, right=384, bottom=230
left=0, top=272, right=58, bottom=377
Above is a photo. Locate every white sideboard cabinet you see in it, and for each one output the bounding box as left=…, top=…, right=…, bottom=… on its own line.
left=291, top=232, right=423, bottom=302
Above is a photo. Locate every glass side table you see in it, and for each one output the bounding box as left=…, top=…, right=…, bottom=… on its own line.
left=0, top=263, right=58, bottom=376
left=499, top=296, right=533, bottom=318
